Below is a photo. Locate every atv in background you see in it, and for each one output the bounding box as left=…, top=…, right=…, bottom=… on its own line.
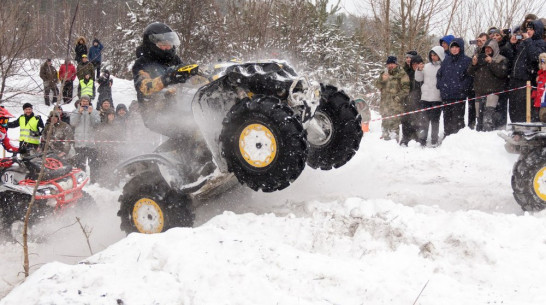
left=500, top=122, right=546, bottom=211
left=116, top=60, right=363, bottom=234
left=0, top=154, right=91, bottom=240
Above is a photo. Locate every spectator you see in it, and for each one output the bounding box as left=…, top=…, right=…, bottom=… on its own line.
left=506, top=19, right=546, bottom=122
left=98, top=99, right=113, bottom=122
left=58, top=58, right=77, bottom=104
left=58, top=105, right=70, bottom=125
left=403, top=50, right=418, bottom=75
left=436, top=38, right=473, bottom=136
left=490, top=28, right=511, bottom=128
left=415, top=46, right=445, bottom=147
left=95, top=108, right=119, bottom=188
left=41, top=110, right=74, bottom=159
left=400, top=54, right=424, bottom=146
left=520, top=14, right=538, bottom=37
left=39, top=58, right=59, bottom=106
left=467, top=39, right=509, bottom=131
left=0, top=107, right=20, bottom=155
left=77, top=55, right=95, bottom=81
left=78, top=73, right=94, bottom=100
left=97, top=69, right=114, bottom=109
left=439, top=35, right=455, bottom=55
left=374, top=56, right=410, bottom=141
left=7, top=103, right=44, bottom=154
left=534, top=53, right=546, bottom=122
left=115, top=103, right=129, bottom=126
left=88, top=38, right=104, bottom=79
left=75, top=36, right=88, bottom=65
left=70, top=95, right=100, bottom=183
left=467, top=33, right=490, bottom=129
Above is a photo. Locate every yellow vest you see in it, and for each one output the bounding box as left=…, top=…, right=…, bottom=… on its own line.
left=19, top=116, right=41, bottom=145
left=80, top=79, right=94, bottom=97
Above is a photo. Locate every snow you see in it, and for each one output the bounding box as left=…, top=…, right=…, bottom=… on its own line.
left=2, top=60, right=546, bottom=304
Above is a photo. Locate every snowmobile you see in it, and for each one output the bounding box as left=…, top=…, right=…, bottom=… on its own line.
left=116, top=60, right=363, bottom=234
left=0, top=153, right=91, bottom=239
left=499, top=122, right=546, bottom=211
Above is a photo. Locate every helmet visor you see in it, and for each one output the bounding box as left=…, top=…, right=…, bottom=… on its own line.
left=148, top=32, right=181, bottom=48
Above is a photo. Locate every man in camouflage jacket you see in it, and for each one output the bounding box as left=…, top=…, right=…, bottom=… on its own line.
left=375, top=56, right=410, bottom=141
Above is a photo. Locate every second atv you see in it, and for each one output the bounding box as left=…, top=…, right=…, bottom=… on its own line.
left=116, top=60, right=363, bottom=234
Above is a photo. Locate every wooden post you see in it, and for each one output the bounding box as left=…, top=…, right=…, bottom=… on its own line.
left=526, top=81, right=531, bottom=123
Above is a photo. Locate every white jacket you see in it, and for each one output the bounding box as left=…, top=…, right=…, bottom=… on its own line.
left=415, top=45, right=445, bottom=102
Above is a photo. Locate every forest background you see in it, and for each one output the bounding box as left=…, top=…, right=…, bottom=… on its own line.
left=0, top=0, right=544, bottom=106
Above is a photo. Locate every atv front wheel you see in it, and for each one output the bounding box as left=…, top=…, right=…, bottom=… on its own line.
left=512, top=147, right=546, bottom=211
left=118, top=175, right=194, bottom=234
left=220, top=96, right=307, bottom=192
left=306, top=85, right=362, bottom=170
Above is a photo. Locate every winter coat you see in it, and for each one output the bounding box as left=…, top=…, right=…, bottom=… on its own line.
left=406, top=55, right=424, bottom=111
left=42, top=120, right=74, bottom=155
left=97, top=74, right=113, bottom=106
left=77, top=61, right=95, bottom=80
left=58, top=63, right=77, bottom=82
left=0, top=127, right=18, bottom=153
left=70, top=108, right=100, bottom=148
left=467, top=39, right=509, bottom=96
left=415, top=46, right=445, bottom=102
left=534, top=69, right=546, bottom=107
left=505, top=20, right=546, bottom=82
left=39, top=63, right=58, bottom=86
left=88, top=39, right=104, bottom=64
left=375, top=66, right=410, bottom=116
left=132, top=43, right=183, bottom=137
left=436, top=37, right=473, bottom=100
left=75, top=37, right=88, bottom=64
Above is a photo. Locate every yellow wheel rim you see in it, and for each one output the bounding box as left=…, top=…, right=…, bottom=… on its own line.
left=533, top=167, right=546, bottom=201
left=239, top=123, right=277, bottom=168
left=132, top=198, right=165, bottom=234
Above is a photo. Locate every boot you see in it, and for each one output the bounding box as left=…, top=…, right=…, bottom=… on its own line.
left=483, top=107, right=495, bottom=131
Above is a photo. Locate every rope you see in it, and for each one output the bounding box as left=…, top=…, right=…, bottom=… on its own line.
left=370, top=85, right=529, bottom=122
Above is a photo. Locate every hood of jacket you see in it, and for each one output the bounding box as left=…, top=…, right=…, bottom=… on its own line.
left=439, top=35, right=455, bottom=46
left=529, top=19, right=545, bottom=40
left=483, top=39, right=500, bottom=59
left=76, top=36, right=87, bottom=45
left=448, top=37, right=466, bottom=59
left=429, top=45, right=446, bottom=63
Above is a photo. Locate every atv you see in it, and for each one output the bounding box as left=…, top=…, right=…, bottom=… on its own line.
left=116, top=60, right=363, bottom=234
left=0, top=154, right=91, bottom=239
left=499, top=122, right=546, bottom=211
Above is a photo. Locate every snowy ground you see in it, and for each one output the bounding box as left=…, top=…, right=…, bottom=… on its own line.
left=2, top=61, right=546, bottom=304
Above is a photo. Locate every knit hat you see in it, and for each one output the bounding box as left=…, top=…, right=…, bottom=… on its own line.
left=386, top=56, right=397, bottom=65
left=80, top=95, right=91, bottom=101
left=116, top=103, right=128, bottom=113
left=82, top=54, right=88, bottom=58
left=22, top=103, right=32, bottom=109
left=488, top=28, right=501, bottom=35
left=410, top=55, right=424, bottom=65
left=49, top=110, right=60, bottom=118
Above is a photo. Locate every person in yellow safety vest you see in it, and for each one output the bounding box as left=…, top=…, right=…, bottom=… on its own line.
left=78, top=73, right=94, bottom=100
left=7, top=103, right=45, bottom=154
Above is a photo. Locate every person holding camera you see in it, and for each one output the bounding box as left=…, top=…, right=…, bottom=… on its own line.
left=467, top=33, right=489, bottom=129
left=70, top=95, right=100, bottom=183
left=505, top=20, right=546, bottom=122
left=468, top=39, right=509, bottom=131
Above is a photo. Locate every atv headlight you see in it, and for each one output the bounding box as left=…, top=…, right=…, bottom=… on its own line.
left=38, top=187, right=58, bottom=195
left=76, top=172, right=87, bottom=184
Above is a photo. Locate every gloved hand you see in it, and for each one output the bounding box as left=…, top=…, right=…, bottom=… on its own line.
left=18, top=145, right=28, bottom=155
left=162, top=64, right=199, bottom=85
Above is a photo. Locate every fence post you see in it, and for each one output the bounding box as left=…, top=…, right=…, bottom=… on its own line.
left=526, top=81, right=531, bottom=123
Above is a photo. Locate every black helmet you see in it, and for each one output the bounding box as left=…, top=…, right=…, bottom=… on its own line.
left=142, top=22, right=180, bottom=62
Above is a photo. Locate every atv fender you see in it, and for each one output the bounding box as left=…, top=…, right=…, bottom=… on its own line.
left=115, top=153, right=198, bottom=193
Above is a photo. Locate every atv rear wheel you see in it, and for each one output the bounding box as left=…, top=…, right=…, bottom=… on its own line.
left=118, top=175, right=194, bottom=234
left=512, top=147, right=546, bottom=211
left=306, top=85, right=362, bottom=170
left=220, top=96, right=307, bottom=192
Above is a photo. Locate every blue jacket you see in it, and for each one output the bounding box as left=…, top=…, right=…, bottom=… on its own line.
left=436, top=37, right=473, bottom=100
left=88, top=39, right=104, bottom=63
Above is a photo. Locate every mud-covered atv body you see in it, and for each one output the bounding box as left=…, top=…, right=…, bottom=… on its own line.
left=117, top=60, right=363, bottom=234
left=0, top=154, right=91, bottom=239
left=499, top=122, right=546, bottom=211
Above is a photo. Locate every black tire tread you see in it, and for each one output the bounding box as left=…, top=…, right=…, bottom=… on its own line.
left=511, top=147, right=546, bottom=211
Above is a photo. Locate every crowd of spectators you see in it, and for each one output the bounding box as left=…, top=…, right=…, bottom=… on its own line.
left=375, top=14, right=546, bottom=147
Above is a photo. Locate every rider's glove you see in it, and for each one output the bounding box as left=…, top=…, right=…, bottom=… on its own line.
left=18, top=146, right=28, bottom=155
left=162, top=64, right=193, bottom=85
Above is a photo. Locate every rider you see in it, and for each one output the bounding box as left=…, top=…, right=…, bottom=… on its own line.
left=132, top=22, right=213, bottom=178
left=0, top=107, right=21, bottom=155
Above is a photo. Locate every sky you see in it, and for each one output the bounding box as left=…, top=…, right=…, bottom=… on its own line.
left=2, top=60, right=546, bottom=304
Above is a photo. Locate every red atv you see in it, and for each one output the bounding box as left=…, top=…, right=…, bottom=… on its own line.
left=0, top=154, right=92, bottom=240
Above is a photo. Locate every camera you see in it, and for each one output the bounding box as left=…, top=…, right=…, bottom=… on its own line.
left=82, top=106, right=88, bottom=110
left=516, top=35, right=523, bottom=40
left=469, top=40, right=478, bottom=45
left=502, top=28, right=511, bottom=35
